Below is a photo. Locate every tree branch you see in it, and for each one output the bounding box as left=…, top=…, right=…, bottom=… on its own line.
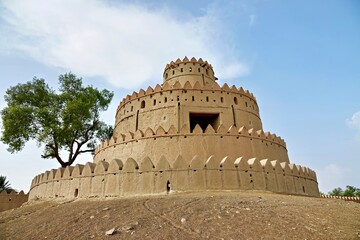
left=50, top=135, right=67, bottom=168
left=68, top=121, right=96, bottom=166
left=78, top=149, right=94, bottom=154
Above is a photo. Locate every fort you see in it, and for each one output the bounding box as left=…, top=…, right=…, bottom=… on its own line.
left=0, top=191, right=28, bottom=212
left=28, top=57, right=320, bottom=200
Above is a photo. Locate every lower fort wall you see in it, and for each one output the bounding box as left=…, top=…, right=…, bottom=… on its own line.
left=320, top=195, right=360, bottom=203
left=28, top=156, right=319, bottom=200
left=0, top=191, right=28, bottom=212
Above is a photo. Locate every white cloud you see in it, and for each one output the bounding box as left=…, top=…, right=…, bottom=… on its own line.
left=0, top=0, right=249, bottom=89
left=346, top=111, right=360, bottom=130
left=346, top=111, right=360, bottom=142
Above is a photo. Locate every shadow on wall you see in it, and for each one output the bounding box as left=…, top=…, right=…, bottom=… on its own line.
left=0, top=190, right=28, bottom=212
left=29, top=155, right=319, bottom=200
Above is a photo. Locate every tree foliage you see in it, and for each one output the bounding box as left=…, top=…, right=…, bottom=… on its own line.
left=1, top=73, right=113, bottom=167
left=328, top=185, right=360, bottom=197
left=0, top=175, right=15, bottom=193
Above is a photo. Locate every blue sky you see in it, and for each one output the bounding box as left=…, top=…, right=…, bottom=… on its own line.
left=0, top=0, right=359, bottom=193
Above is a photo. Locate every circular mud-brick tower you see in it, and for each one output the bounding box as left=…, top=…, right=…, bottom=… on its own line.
left=94, top=57, right=289, bottom=166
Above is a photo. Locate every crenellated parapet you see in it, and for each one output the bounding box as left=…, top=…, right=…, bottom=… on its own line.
left=97, top=124, right=286, bottom=153
left=93, top=123, right=288, bottom=166
left=163, top=57, right=216, bottom=86
left=117, top=80, right=256, bottom=111
left=0, top=190, right=28, bottom=212
left=320, top=195, right=360, bottom=203
left=28, top=155, right=319, bottom=200
left=112, top=77, right=265, bottom=153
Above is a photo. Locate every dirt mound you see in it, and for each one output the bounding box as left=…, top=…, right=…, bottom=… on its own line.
left=1, top=191, right=359, bottom=239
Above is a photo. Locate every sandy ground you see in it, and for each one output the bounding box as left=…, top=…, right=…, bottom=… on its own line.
left=1, top=191, right=359, bottom=240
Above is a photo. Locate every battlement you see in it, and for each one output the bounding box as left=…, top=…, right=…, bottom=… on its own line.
left=96, top=124, right=286, bottom=154
left=113, top=78, right=263, bottom=142
left=93, top=123, right=289, bottom=166
left=0, top=190, right=28, bottom=212
left=163, top=57, right=216, bottom=86
left=29, top=155, right=319, bottom=200
left=320, top=195, right=360, bottom=203
left=117, top=80, right=256, bottom=111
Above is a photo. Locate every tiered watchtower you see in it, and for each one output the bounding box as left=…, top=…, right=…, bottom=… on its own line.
left=28, top=57, right=320, bottom=200
left=97, top=57, right=288, bottom=166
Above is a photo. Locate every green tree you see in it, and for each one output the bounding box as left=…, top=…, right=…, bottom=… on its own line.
left=1, top=73, right=113, bottom=167
left=328, top=186, right=360, bottom=197
left=343, top=185, right=360, bottom=197
left=0, top=175, right=15, bottom=193
left=328, top=187, right=343, bottom=196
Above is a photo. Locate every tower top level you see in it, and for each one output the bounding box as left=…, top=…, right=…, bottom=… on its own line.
left=163, top=56, right=217, bottom=86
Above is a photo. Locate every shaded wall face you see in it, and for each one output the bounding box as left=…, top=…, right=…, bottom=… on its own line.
left=0, top=191, right=28, bottom=212
left=94, top=133, right=289, bottom=167
left=114, top=88, right=262, bottom=136
left=28, top=156, right=320, bottom=201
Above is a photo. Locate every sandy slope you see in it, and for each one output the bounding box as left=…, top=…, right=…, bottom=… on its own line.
left=1, top=191, right=359, bottom=240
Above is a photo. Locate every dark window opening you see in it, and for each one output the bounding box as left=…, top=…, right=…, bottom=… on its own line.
left=74, top=188, right=79, bottom=198
left=189, top=67, right=192, bottom=72
left=141, top=100, right=145, bottom=108
left=206, top=96, right=209, bottom=102
left=153, top=99, right=156, bottom=105
left=220, top=97, right=223, bottom=103
left=302, top=186, right=305, bottom=193
left=181, top=68, right=183, bottom=72
left=234, top=97, right=238, bottom=105
left=189, top=112, right=220, bottom=132
left=164, top=97, right=167, bottom=103
left=166, top=180, right=171, bottom=193
left=192, top=96, right=195, bottom=101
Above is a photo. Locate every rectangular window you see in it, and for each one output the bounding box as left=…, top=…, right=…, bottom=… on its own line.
left=189, top=113, right=220, bottom=132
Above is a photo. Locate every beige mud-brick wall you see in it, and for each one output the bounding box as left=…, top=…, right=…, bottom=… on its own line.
left=114, top=85, right=262, bottom=135
left=0, top=191, right=28, bottom=212
left=171, top=156, right=190, bottom=191
left=260, top=159, right=278, bottom=192
left=29, top=155, right=319, bottom=201
left=220, top=157, right=239, bottom=189
left=188, top=156, right=206, bottom=191
left=94, top=126, right=289, bottom=166
left=163, top=57, right=216, bottom=87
